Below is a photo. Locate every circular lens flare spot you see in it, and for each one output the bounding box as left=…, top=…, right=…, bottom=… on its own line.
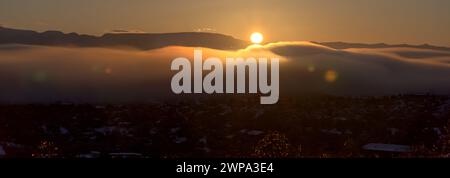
left=325, top=70, right=338, bottom=82
left=307, top=65, right=316, bottom=72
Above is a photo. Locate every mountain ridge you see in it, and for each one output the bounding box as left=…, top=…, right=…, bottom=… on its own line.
left=0, top=26, right=250, bottom=50
left=314, top=41, right=450, bottom=52
left=1, top=26, right=450, bottom=51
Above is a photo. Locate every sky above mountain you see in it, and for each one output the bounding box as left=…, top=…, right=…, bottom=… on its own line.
left=1, top=0, right=450, bottom=46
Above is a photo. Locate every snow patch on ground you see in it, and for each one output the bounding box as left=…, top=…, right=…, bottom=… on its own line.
left=0, top=145, right=5, bottom=156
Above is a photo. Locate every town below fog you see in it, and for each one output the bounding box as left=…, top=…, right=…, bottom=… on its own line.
left=0, top=94, right=449, bottom=158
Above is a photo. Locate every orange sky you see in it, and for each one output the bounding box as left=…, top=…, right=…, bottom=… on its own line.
left=1, top=0, right=450, bottom=46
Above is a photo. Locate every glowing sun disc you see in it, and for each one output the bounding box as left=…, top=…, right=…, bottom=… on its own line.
left=250, top=32, right=263, bottom=44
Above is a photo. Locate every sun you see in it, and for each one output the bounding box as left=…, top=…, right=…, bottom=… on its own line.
left=250, top=32, right=264, bottom=44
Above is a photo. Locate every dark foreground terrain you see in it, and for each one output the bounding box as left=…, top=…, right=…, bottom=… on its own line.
left=0, top=95, right=449, bottom=158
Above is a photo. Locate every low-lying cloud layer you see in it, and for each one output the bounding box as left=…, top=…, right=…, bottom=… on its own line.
left=261, top=42, right=450, bottom=95
left=0, top=42, right=449, bottom=103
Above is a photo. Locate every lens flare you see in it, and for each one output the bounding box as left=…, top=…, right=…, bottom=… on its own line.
left=325, top=70, right=338, bottom=82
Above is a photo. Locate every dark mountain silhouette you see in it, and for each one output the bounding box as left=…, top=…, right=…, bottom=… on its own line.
left=316, top=41, right=450, bottom=52
left=1, top=26, right=450, bottom=51
left=0, top=26, right=250, bottom=50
